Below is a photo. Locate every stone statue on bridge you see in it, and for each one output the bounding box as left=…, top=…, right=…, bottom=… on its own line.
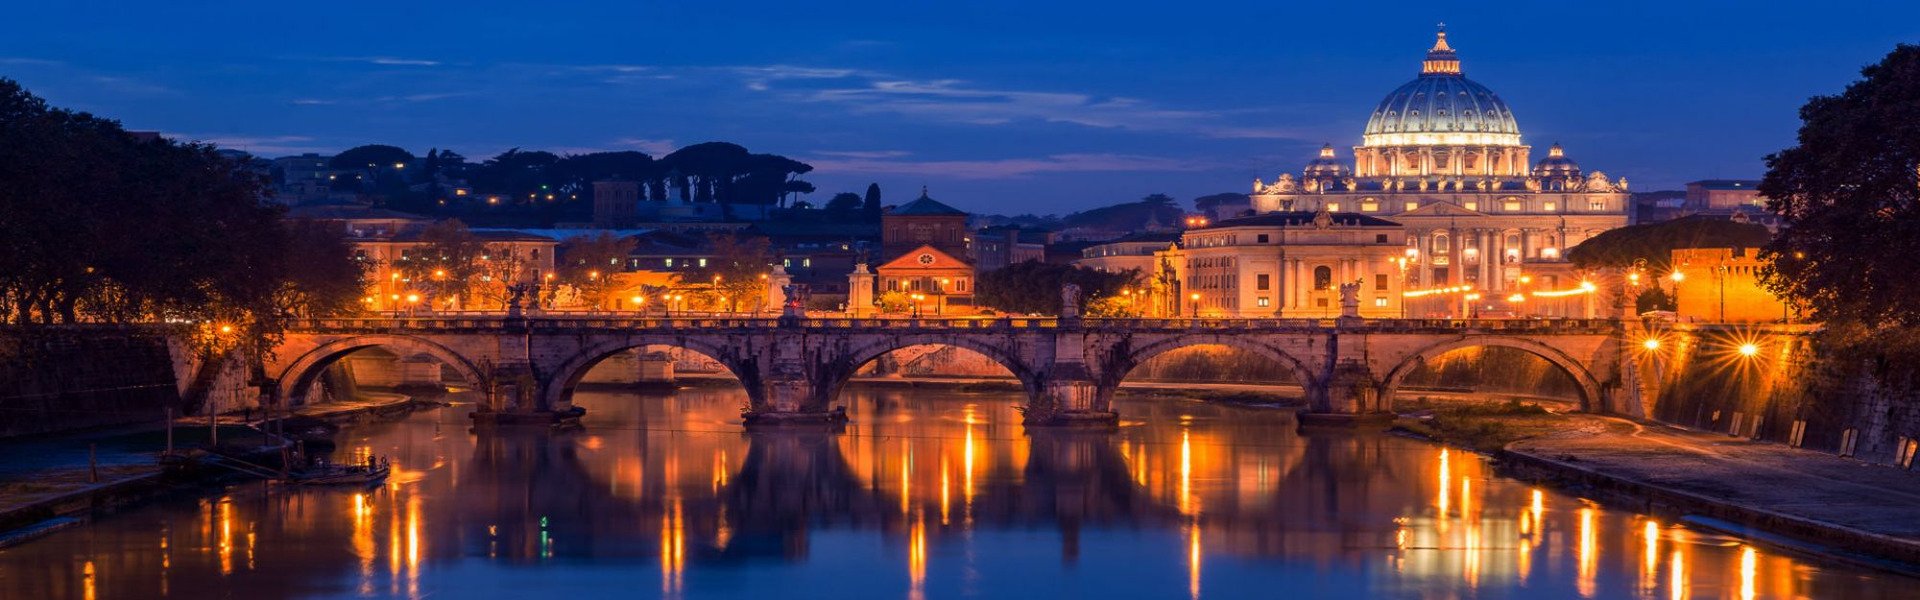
left=1060, top=283, right=1082, bottom=319
left=1338, top=281, right=1361, bottom=318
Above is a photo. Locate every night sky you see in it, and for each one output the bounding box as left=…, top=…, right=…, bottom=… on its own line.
left=3, top=1, right=1915, bottom=214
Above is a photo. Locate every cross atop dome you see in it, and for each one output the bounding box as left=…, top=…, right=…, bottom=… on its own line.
left=1422, top=24, right=1462, bottom=75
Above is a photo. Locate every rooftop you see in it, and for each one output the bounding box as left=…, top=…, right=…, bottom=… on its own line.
left=1205, top=211, right=1403, bottom=229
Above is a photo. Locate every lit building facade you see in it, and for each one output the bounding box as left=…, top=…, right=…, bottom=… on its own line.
left=1158, top=209, right=1408, bottom=318
left=1248, top=28, right=1629, bottom=303
left=873, top=190, right=975, bottom=313
left=1671, top=247, right=1795, bottom=323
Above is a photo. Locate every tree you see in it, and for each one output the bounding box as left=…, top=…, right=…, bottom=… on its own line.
left=1565, top=217, right=1772, bottom=271
left=278, top=220, right=369, bottom=317
left=975, top=261, right=1140, bottom=315
left=555, top=232, right=633, bottom=310
left=0, top=78, right=361, bottom=357
left=683, top=233, right=772, bottom=312
left=330, top=144, right=415, bottom=171
left=863, top=183, right=883, bottom=221
left=1193, top=192, right=1249, bottom=219
left=1760, top=44, right=1920, bottom=326
left=824, top=192, right=863, bottom=215
left=396, top=220, right=490, bottom=310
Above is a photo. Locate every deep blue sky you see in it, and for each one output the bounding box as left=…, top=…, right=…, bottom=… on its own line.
left=3, top=1, right=1915, bottom=214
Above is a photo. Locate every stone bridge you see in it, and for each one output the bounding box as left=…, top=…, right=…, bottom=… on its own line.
left=265, top=316, right=1640, bottom=426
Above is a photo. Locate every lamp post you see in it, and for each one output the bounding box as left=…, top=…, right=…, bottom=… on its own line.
left=1670, top=270, right=1685, bottom=321
left=911, top=292, right=925, bottom=318
left=1189, top=292, right=1201, bottom=319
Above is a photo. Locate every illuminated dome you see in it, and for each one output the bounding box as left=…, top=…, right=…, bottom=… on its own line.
left=1531, top=143, right=1581, bottom=178
left=1360, top=27, right=1522, bottom=148
left=1302, top=144, right=1350, bottom=178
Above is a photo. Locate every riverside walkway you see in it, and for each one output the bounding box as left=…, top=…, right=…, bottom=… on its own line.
left=1506, top=416, right=1920, bottom=570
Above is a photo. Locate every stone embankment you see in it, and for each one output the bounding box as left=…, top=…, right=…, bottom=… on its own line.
left=1400, top=404, right=1920, bottom=573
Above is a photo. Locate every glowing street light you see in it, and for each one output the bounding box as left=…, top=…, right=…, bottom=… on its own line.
left=1189, top=292, right=1201, bottom=318
left=1643, top=338, right=1661, bottom=351
left=1738, top=342, right=1759, bottom=357
left=1670, top=271, right=1685, bottom=282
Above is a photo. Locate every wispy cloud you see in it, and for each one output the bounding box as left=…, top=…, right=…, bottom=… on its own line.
left=813, top=150, right=912, bottom=159
left=290, top=98, right=337, bottom=106
left=168, top=133, right=322, bottom=154
left=611, top=137, right=677, bottom=155
left=799, top=77, right=1215, bottom=130
left=806, top=153, right=1215, bottom=179
left=0, top=57, right=63, bottom=66
left=306, top=56, right=442, bottom=67
left=87, top=75, right=176, bottom=96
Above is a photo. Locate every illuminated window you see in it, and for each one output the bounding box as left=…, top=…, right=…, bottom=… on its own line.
left=665, top=258, right=673, bottom=267
left=1404, top=201, right=1420, bottom=212
left=698, top=258, right=708, bottom=267
left=1543, top=201, right=1558, bottom=211
left=1256, top=297, right=1270, bottom=307
left=1361, top=201, right=1379, bottom=212
left=1464, top=201, right=1478, bottom=211
left=1326, top=202, right=1340, bottom=212
left=803, top=258, right=812, bottom=267
left=1589, top=200, right=1606, bottom=210
left=1503, top=200, right=1522, bottom=211
left=1374, top=297, right=1388, bottom=307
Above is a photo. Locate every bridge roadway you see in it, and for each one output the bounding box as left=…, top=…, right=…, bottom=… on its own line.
left=269, top=315, right=1638, bottom=426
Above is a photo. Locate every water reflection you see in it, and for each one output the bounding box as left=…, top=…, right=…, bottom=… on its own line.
left=0, top=384, right=1913, bottom=598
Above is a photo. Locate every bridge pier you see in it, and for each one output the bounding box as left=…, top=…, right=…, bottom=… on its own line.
left=472, top=363, right=581, bottom=426
left=1025, top=361, right=1118, bottom=427
left=741, top=361, right=848, bottom=427
left=1298, top=361, right=1393, bottom=427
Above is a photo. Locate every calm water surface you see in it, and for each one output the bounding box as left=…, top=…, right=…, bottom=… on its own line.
left=1, top=384, right=1914, bottom=599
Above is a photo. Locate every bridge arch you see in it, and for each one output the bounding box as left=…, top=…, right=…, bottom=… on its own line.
left=834, top=334, right=1045, bottom=408
left=276, top=334, right=484, bottom=406
left=542, top=336, right=753, bottom=412
left=1099, top=333, right=1320, bottom=407
left=1379, top=335, right=1602, bottom=412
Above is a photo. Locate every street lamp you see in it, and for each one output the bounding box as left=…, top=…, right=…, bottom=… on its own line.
left=910, top=292, right=925, bottom=318
left=1189, top=292, right=1201, bottom=318
left=631, top=295, right=644, bottom=313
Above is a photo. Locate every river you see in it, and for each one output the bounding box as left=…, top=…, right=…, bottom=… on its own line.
left=0, top=383, right=1913, bottom=599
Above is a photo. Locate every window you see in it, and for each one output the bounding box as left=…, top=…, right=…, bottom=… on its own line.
left=1256, top=274, right=1270, bottom=291
left=698, top=258, right=708, bottom=267
left=1543, top=201, right=1558, bottom=211
left=1589, top=200, right=1606, bottom=210
left=1503, top=200, right=1522, bottom=212
left=1374, top=273, right=1388, bottom=291
left=1376, top=234, right=1389, bottom=243
left=1374, top=297, right=1388, bottom=307
left=803, top=258, right=812, bottom=268
left=1256, top=297, right=1270, bottom=307
left=783, top=258, right=793, bottom=267
left=1313, top=266, right=1333, bottom=290
left=1326, top=202, right=1340, bottom=212
left=1256, top=234, right=1269, bottom=244
left=1404, top=201, right=1420, bottom=212
left=665, top=258, right=674, bottom=267
left=1361, top=201, right=1379, bottom=212
left=1432, top=234, right=1450, bottom=253
left=1464, top=201, right=1478, bottom=211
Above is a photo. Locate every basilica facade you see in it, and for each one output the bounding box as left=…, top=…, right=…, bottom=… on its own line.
left=1247, top=28, right=1629, bottom=299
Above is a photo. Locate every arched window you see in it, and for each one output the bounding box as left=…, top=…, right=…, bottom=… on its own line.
left=1432, top=233, right=1451, bottom=253
left=1313, top=266, right=1333, bottom=291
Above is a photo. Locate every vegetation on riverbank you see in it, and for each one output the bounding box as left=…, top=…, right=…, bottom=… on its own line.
left=1392, top=397, right=1579, bottom=453
left=1116, top=387, right=1303, bottom=406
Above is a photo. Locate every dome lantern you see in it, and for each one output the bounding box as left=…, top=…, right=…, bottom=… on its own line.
left=1422, top=24, right=1461, bottom=75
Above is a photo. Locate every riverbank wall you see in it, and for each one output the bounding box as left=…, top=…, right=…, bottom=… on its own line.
left=1635, top=324, right=1920, bottom=467
left=0, top=326, right=183, bottom=437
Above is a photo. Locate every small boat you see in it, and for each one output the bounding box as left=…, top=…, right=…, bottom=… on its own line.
left=290, top=461, right=390, bottom=486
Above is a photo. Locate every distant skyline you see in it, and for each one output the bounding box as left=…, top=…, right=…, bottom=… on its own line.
left=3, top=1, right=1916, bottom=214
